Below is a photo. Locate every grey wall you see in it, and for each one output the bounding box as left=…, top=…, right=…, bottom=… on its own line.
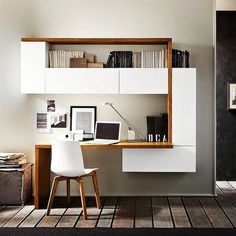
left=0, top=0, right=214, bottom=196
left=216, top=11, right=236, bottom=180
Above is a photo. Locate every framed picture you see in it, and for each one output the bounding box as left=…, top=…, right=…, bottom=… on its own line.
left=70, top=106, right=97, bottom=137
left=227, top=83, right=236, bottom=110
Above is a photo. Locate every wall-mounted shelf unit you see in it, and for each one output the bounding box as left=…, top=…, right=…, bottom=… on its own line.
left=21, top=37, right=173, bottom=144
left=21, top=38, right=196, bottom=173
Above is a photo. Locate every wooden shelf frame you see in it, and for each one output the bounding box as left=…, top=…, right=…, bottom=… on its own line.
left=21, top=37, right=172, bottom=142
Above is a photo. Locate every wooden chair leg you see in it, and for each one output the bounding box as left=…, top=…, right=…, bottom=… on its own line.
left=46, top=176, right=60, bottom=215
left=91, top=171, right=101, bottom=209
left=66, top=179, right=70, bottom=206
left=76, top=178, right=87, bottom=220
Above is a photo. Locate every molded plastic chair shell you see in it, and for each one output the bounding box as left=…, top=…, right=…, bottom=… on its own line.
left=51, top=140, right=86, bottom=177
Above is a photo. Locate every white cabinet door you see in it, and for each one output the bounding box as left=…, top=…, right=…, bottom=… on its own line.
left=122, top=146, right=196, bottom=172
left=45, top=68, right=119, bottom=94
left=21, top=42, right=48, bottom=94
left=119, top=68, right=168, bottom=94
left=172, top=68, right=196, bottom=145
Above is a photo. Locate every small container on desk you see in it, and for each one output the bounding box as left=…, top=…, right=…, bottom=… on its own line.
left=0, top=163, right=32, bottom=205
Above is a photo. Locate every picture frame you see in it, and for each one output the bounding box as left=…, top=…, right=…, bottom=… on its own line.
left=227, top=83, right=236, bottom=110
left=70, top=106, right=97, bottom=138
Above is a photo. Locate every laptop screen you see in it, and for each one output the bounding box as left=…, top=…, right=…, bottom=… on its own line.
left=95, top=122, right=120, bottom=140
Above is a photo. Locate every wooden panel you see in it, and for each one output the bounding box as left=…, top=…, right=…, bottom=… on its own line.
left=182, top=197, right=212, bottom=228
left=199, top=197, right=233, bottom=228
left=168, top=197, right=191, bottom=228
left=3, top=206, right=34, bottom=227
left=45, top=68, right=119, bottom=94
left=135, top=197, right=152, bottom=228
left=0, top=206, right=22, bottom=227
left=35, top=141, right=173, bottom=150
left=112, top=197, right=135, bottom=228
left=21, top=42, right=47, bottom=94
left=35, top=147, right=51, bottom=209
left=18, top=209, right=46, bottom=227
left=97, top=197, right=116, bottom=228
left=172, top=68, right=196, bottom=145
left=167, top=40, right=172, bottom=143
left=152, top=197, right=173, bottom=228
left=119, top=68, right=168, bottom=94
left=215, top=186, right=236, bottom=227
left=21, top=38, right=172, bottom=45
left=122, top=146, right=196, bottom=172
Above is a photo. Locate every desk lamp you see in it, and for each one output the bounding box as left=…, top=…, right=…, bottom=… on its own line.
left=102, top=102, right=146, bottom=142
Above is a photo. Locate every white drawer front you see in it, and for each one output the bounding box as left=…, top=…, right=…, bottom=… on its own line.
left=119, top=68, right=168, bottom=94
left=172, top=68, right=196, bottom=145
left=122, top=146, right=196, bottom=172
left=45, top=68, right=119, bottom=94
left=21, top=42, right=47, bottom=94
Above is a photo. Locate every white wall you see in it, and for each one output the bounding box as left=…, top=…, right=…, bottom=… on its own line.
left=216, top=0, right=236, bottom=10
left=0, top=0, right=214, bottom=196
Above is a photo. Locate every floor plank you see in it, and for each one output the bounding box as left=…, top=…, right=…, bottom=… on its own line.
left=217, top=181, right=236, bottom=207
left=182, top=197, right=212, bottom=228
left=56, top=215, right=78, bottom=227
left=97, top=197, right=116, bottom=228
left=56, top=207, right=82, bottom=228
left=36, top=208, right=66, bottom=227
left=112, top=197, right=135, bottom=228
left=199, top=197, right=233, bottom=228
left=168, top=197, right=191, bottom=228
left=152, top=197, right=173, bottom=228
left=135, top=197, right=152, bottom=228
left=215, top=186, right=236, bottom=227
left=3, top=206, right=34, bottom=227
left=18, top=209, right=46, bottom=228
left=0, top=206, right=22, bottom=227
left=228, top=181, right=236, bottom=190
left=75, top=198, right=102, bottom=228
left=0, top=206, right=6, bottom=212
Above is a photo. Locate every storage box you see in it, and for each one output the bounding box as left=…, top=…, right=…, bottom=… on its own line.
left=0, top=163, right=32, bottom=205
left=70, top=58, right=87, bottom=68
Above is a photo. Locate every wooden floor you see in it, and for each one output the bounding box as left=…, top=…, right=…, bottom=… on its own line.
left=1, top=181, right=236, bottom=228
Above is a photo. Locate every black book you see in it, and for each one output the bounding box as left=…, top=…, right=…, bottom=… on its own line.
left=105, top=53, right=112, bottom=68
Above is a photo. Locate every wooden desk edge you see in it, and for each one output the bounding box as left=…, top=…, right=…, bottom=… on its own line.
left=35, top=142, right=173, bottom=149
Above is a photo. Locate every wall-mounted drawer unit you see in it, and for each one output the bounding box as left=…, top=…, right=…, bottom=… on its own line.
left=119, top=68, right=168, bottom=94
left=122, top=146, right=196, bottom=172
left=21, top=42, right=48, bottom=94
left=45, top=68, right=119, bottom=94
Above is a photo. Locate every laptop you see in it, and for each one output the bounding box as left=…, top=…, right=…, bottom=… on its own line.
left=82, top=121, right=121, bottom=145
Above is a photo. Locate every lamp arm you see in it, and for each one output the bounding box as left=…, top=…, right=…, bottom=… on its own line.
left=109, top=104, right=146, bottom=140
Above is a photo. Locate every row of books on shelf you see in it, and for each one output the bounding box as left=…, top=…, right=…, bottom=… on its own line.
left=49, top=50, right=84, bottom=68
left=106, top=50, right=168, bottom=68
left=0, top=153, right=27, bottom=169
left=48, top=49, right=190, bottom=68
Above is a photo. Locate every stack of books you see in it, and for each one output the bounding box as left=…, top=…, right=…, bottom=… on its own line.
left=106, top=51, right=133, bottom=68
left=49, top=50, right=84, bottom=68
left=0, top=153, right=27, bottom=169
left=140, top=49, right=168, bottom=68
left=172, top=49, right=190, bottom=68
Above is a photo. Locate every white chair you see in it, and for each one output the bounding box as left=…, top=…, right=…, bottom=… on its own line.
left=46, top=140, right=101, bottom=219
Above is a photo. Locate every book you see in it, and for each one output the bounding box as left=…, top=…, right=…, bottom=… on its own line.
left=70, top=58, right=87, bottom=68
left=87, top=62, right=104, bottom=68
left=0, top=153, right=24, bottom=160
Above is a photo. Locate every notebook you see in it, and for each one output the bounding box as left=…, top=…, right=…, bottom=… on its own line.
left=82, top=121, right=121, bottom=145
